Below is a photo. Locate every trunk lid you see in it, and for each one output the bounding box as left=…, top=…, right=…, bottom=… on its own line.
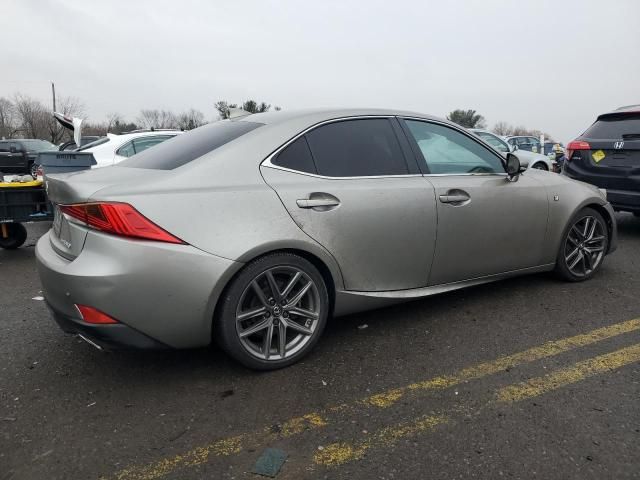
left=46, top=167, right=163, bottom=259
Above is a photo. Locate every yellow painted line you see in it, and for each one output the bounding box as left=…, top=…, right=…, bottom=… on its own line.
left=110, top=318, right=640, bottom=480
left=314, top=414, right=448, bottom=466
left=498, top=342, right=640, bottom=403
left=364, top=317, right=640, bottom=408
left=110, top=414, right=327, bottom=480
left=315, top=343, right=640, bottom=468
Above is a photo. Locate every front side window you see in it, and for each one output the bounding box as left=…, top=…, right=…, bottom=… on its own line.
left=304, top=118, right=408, bottom=177
left=475, top=131, right=510, bottom=153
left=0, top=142, right=8, bottom=153
left=404, top=120, right=505, bottom=174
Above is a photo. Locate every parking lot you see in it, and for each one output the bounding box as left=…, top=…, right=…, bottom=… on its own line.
left=0, top=216, right=638, bottom=479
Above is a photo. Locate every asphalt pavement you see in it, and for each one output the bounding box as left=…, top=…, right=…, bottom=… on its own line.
left=1, top=216, right=639, bottom=480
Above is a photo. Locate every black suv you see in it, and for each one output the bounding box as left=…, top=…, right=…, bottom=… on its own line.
left=564, top=105, right=640, bottom=215
left=0, top=139, right=57, bottom=178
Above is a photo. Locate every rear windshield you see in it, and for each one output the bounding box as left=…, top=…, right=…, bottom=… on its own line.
left=118, top=121, right=263, bottom=170
left=78, top=137, right=110, bottom=151
left=583, top=114, right=640, bottom=139
left=21, top=140, right=57, bottom=151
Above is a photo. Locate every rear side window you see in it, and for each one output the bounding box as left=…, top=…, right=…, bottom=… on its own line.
left=583, top=114, right=640, bottom=139
left=304, top=118, right=408, bottom=177
left=273, top=137, right=316, bottom=174
left=118, top=121, right=262, bottom=170
left=116, top=141, right=136, bottom=158
left=132, top=135, right=173, bottom=154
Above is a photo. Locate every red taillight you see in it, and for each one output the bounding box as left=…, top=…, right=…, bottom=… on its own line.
left=76, top=304, right=119, bottom=324
left=566, top=141, right=591, bottom=161
left=60, top=202, right=185, bottom=244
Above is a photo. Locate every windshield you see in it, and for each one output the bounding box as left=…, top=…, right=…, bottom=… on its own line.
left=21, top=140, right=57, bottom=152
left=476, top=131, right=509, bottom=153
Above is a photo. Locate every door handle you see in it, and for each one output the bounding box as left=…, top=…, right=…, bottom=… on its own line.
left=296, top=198, right=340, bottom=208
left=296, top=193, right=340, bottom=210
left=439, top=190, right=471, bottom=205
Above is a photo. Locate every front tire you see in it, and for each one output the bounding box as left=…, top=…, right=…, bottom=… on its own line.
left=555, top=208, right=608, bottom=282
left=215, top=253, right=329, bottom=370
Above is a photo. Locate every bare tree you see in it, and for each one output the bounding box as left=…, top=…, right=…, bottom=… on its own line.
left=106, top=112, right=123, bottom=133
left=137, top=109, right=177, bottom=129
left=492, top=121, right=513, bottom=136
left=0, top=97, right=18, bottom=139
left=176, top=109, right=206, bottom=130
left=13, top=94, right=49, bottom=139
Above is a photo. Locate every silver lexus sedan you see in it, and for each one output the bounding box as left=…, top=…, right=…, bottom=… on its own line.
left=36, top=109, right=618, bottom=369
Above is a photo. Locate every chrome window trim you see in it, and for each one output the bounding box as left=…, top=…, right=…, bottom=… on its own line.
left=261, top=115, right=420, bottom=180
left=262, top=162, right=423, bottom=180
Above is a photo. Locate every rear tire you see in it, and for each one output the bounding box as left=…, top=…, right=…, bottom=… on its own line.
left=532, top=162, right=548, bottom=171
left=215, top=253, right=329, bottom=370
left=554, top=208, right=608, bottom=282
left=0, top=223, right=28, bottom=249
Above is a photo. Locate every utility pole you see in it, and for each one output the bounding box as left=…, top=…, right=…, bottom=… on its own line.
left=51, top=81, right=56, bottom=112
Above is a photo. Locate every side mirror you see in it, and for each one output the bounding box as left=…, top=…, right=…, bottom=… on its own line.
left=510, top=143, right=518, bottom=151
left=506, top=153, right=522, bottom=179
left=9, top=146, right=17, bottom=153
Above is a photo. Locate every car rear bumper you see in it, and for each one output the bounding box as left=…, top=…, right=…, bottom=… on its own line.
left=35, top=230, right=243, bottom=349
left=48, top=302, right=168, bottom=350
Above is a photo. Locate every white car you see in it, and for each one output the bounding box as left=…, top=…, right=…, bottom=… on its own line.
left=471, top=129, right=558, bottom=172
left=78, top=130, right=183, bottom=168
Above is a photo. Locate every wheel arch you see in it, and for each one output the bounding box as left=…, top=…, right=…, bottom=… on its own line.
left=210, top=245, right=341, bottom=342
left=585, top=202, right=615, bottom=253
left=530, top=161, right=549, bottom=170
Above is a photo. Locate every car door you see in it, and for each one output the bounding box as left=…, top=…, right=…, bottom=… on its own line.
left=261, top=117, right=438, bottom=292
left=401, top=118, right=549, bottom=286
left=0, top=142, right=10, bottom=172
left=8, top=142, right=26, bottom=173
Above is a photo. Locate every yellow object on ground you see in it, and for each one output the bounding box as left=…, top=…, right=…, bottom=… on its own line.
left=0, top=180, right=43, bottom=188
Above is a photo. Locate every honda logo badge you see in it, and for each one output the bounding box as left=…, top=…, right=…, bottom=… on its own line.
left=614, top=141, right=624, bottom=149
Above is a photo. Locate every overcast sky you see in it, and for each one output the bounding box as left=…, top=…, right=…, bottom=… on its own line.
left=2, top=0, right=638, bottom=141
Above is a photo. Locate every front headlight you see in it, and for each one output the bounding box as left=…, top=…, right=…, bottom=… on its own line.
left=598, top=188, right=607, bottom=200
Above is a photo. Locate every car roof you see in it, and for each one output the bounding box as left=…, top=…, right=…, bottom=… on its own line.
left=108, top=130, right=183, bottom=141
left=241, top=108, right=445, bottom=126
left=597, top=104, right=640, bottom=120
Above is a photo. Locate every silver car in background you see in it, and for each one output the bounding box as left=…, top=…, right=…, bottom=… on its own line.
left=472, top=129, right=558, bottom=171
left=36, top=109, right=617, bottom=369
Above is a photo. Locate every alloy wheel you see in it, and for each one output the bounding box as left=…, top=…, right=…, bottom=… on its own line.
left=564, top=215, right=606, bottom=278
left=235, top=266, right=321, bottom=361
